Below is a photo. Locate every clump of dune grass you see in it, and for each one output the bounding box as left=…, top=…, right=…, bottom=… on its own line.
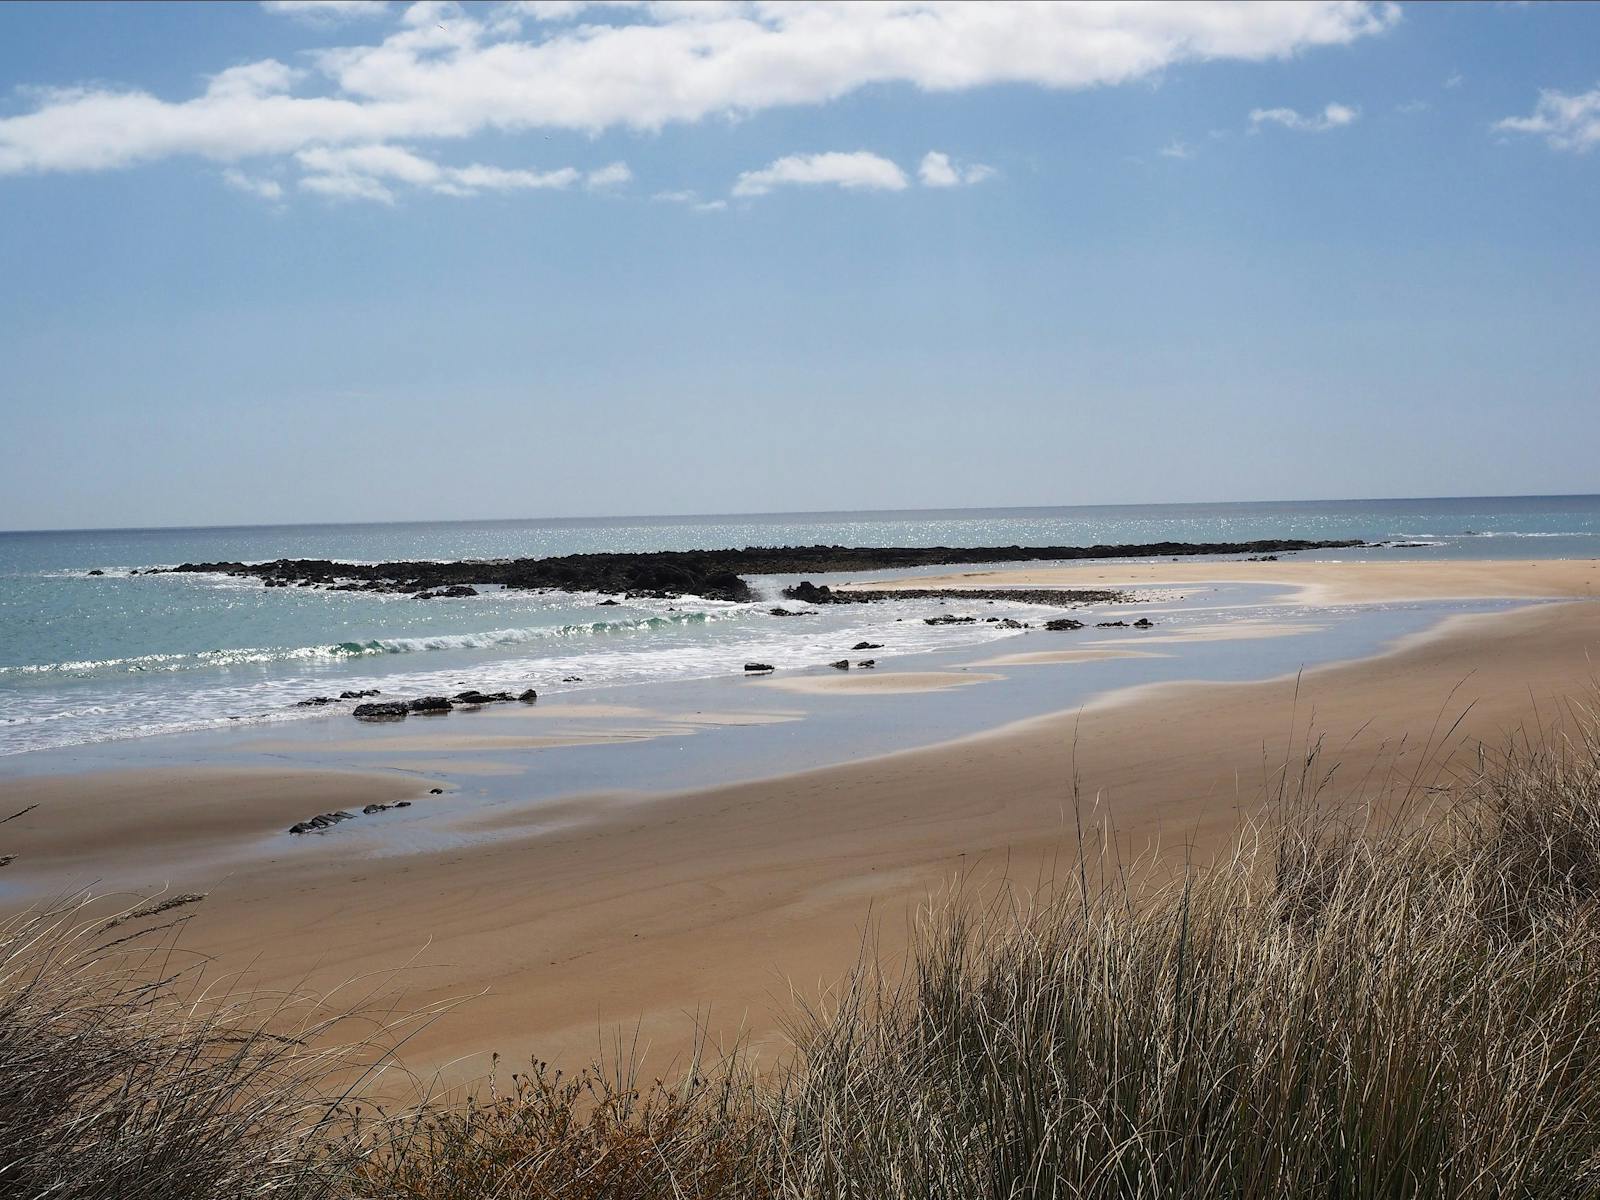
left=0, top=894, right=406, bottom=1200
left=768, top=721, right=1600, bottom=1198
left=345, top=1041, right=776, bottom=1200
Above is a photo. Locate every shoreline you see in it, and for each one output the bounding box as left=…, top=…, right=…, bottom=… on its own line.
left=3, top=560, right=1599, bottom=1078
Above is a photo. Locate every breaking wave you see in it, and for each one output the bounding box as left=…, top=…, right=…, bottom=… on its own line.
left=0, top=612, right=739, bottom=679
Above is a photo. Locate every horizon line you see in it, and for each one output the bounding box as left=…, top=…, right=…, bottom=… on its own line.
left=4, top=491, right=1599, bottom=538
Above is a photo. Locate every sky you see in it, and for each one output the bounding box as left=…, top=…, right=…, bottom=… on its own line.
left=1, top=0, right=1597, bottom=530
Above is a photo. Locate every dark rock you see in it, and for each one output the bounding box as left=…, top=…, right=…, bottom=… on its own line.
left=362, top=803, right=390, bottom=815
left=769, top=607, right=817, bottom=617
left=451, top=690, right=511, bottom=705
left=744, top=662, right=774, bottom=672
left=1096, top=621, right=1129, bottom=628
left=925, top=614, right=977, bottom=626
left=831, top=659, right=850, bottom=670
left=1133, top=617, right=1155, bottom=628
left=353, top=701, right=409, bottom=719
left=87, top=569, right=104, bottom=576
left=561, top=676, right=583, bottom=683
left=290, top=810, right=357, bottom=834
left=994, top=618, right=1025, bottom=629
left=428, top=788, right=444, bottom=795
left=1044, top=618, right=1085, bottom=632
left=518, top=688, right=538, bottom=702
left=339, top=689, right=380, bottom=700
left=156, top=539, right=1359, bottom=604
left=857, top=659, right=876, bottom=668
left=295, top=696, right=336, bottom=707
left=409, top=695, right=454, bottom=713
left=852, top=641, right=883, bottom=650
left=395, top=801, right=411, bottom=808
left=598, top=598, right=620, bottom=606
left=784, top=580, right=839, bottom=605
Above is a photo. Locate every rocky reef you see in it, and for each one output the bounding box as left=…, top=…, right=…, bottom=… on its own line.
left=154, top=539, right=1361, bottom=603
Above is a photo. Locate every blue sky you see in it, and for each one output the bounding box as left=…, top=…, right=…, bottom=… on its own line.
left=1, top=0, right=1597, bottom=530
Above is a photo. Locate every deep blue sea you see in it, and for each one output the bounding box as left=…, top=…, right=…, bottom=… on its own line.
left=3, top=495, right=1597, bottom=757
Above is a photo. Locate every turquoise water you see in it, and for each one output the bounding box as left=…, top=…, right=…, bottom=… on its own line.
left=3, top=495, right=1597, bottom=757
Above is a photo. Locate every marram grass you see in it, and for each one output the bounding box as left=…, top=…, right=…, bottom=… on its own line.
left=8, top=715, right=1600, bottom=1198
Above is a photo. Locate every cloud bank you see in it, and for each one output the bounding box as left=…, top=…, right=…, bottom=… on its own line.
left=0, top=1, right=1399, bottom=180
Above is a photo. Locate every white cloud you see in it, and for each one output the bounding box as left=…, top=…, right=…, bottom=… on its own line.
left=733, top=151, right=908, bottom=198
left=652, top=188, right=725, bottom=212
left=1444, top=72, right=1464, bottom=89
left=292, top=142, right=599, bottom=201
left=261, top=1, right=390, bottom=20
left=222, top=168, right=285, bottom=200
left=0, top=2, right=1399, bottom=179
left=1249, top=101, right=1359, bottom=132
left=917, top=150, right=994, bottom=187
left=1158, top=139, right=1196, bottom=160
left=585, top=160, right=632, bottom=189
left=1494, top=86, right=1600, bottom=154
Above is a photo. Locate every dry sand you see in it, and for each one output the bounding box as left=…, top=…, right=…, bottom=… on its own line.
left=844, top=556, right=1600, bottom=605
left=4, top=560, right=1599, bottom=1079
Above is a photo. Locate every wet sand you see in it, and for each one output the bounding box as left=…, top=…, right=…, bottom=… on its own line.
left=3, top=560, right=1598, bottom=1079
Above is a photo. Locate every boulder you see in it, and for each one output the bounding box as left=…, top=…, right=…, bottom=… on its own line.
left=925, top=615, right=977, bottom=626
left=362, top=803, right=391, bottom=815
left=852, top=641, right=883, bottom=650
left=452, top=690, right=511, bottom=705
left=769, top=607, right=817, bottom=617
left=295, top=696, right=336, bottom=707
left=428, top=788, right=444, bottom=795
left=339, top=689, right=380, bottom=700
left=289, top=810, right=357, bottom=834
left=409, top=695, right=454, bottom=713
left=353, top=701, right=409, bottom=719
left=518, top=688, right=538, bottom=702
left=1044, top=618, right=1085, bottom=632
left=857, top=659, right=876, bottom=668
left=1133, top=617, right=1155, bottom=628
left=87, top=569, right=104, bottom=576
left=598, top=598, right=620, bottom=606
left=1096, top=621, right=1128, bottom=628
left=744, top=662, right=775, bottom=673
left=831, top=659, right=850, bottom=670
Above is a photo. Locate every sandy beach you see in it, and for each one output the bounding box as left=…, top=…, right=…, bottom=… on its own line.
left=4, top=559, right=1599, bottom=1078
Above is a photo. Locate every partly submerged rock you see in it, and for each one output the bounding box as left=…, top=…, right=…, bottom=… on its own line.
left=353, top=701, right=409, bottom=719
left=409, top=695, right=454, bottom=713
left=852, top=641, right=883, bottom=650
left=1044, top=618, right=1085, bottom=632
left=518, top=688, right=538, bottom=702
left=831, top=659, right=850, bottom=670
left=925, top=614, right=978, bottom=626
left=857, top=659, right=876, bottom=668
left=744, top=662, right=775, bottom=673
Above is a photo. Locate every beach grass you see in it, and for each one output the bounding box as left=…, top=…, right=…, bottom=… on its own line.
left=8, top=711, right=1600, bottom=1198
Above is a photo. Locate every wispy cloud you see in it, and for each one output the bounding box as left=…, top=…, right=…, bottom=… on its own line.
left=260, top=0, right=390, bottom=21
left=0, top=2, right=1399, bottom=181
left=652, top=189, right=726, bottom=213
left=1495, top=85, right=1600, bottom=153
left=221, top=168, right=285, bottom=201
left=291, top=143, right=614, bottom=203
left=917, top=151, right=994, bottom=187
left=1158, top=139, right=1196, bottom=160
left=1249, top=102, right=1360, bottom=132
left=733, top=151, right=908, bottom=198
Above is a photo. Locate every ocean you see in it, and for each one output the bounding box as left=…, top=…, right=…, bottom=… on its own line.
left=3, top=495, right=1597, bottom=758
